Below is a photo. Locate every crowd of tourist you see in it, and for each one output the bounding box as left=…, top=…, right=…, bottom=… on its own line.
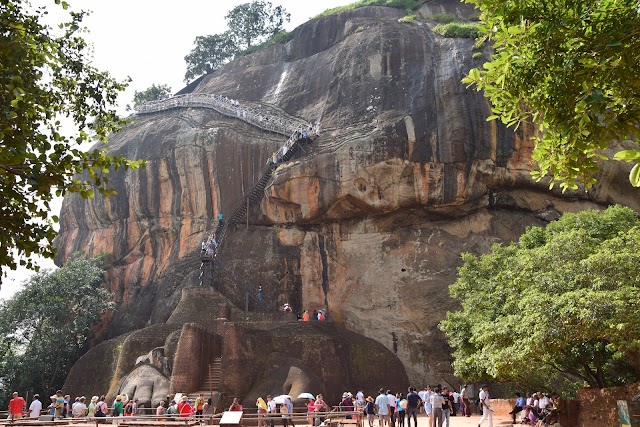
left=5, top=391, right=219, bottom=420
left=7, top=384, right=564, bottom=427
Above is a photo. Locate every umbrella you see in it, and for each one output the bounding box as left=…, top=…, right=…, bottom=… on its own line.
left=273, top=395, right=292, bottom=404
left=297, top=393, right=315, bottom=400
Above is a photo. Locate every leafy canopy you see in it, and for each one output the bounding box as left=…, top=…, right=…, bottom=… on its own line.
left=0, top=255, right=113, bottom=398
left=440, top=206, right=640, bottom=391
left=313, top=0, right=421, bottom=18
left=184, top=32, right=238, bottom=83
left=184, top=1, right=290, bottom=82
left=129, top=83, right=172, bottom=110
left=461, top=0, right=640, bottom=190
left=0, top=0, right=144, bottom=282
left=225, top=1, right=290, bottom=50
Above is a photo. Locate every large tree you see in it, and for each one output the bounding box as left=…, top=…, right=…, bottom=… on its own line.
left=0, top=255, right=113, bottom=397
left=225, top=1, right=290, bottom=49
left=462, top=0, right=640, bottom=190
left=184, top=32, right=237, bottom=82
left=440, top=206, right=640, bottom=391
left=0, top=0, right=144, bottom=283
left=184, top=2, right=290, bottom=81
left=129, top=83, right=172, bottom=110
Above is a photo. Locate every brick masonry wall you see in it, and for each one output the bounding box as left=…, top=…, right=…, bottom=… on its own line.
left=170, top=323, right=222, bottom=394
left=577, top=383, right=640, bottom=427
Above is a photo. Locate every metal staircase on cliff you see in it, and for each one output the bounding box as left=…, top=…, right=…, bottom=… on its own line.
left=137, top=93, right=314, bottom=312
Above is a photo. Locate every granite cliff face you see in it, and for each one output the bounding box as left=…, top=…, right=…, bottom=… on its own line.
left=56, top=4, right=638, bottom=388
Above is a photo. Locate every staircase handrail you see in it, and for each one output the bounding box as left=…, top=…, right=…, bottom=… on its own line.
left=136, top=93, right=308, bottom=137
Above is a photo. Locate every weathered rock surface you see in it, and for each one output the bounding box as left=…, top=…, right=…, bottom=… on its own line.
left=56, top=4, right=639, bottom=390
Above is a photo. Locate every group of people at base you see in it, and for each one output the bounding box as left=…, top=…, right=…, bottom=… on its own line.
left=156, top=393, right=215, bottom=418
left=254, top=395, right=299, bottom=427
left=508, top=391, right=564, bottom=426
left=5, top=390, right=140, bottom=419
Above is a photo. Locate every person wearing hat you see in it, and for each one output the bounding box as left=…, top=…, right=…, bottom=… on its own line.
left=87, top=396, right=98, bottom=417
left=47, top=396, right=57, bottom=416
left=29, top=394, right=42, bottom=419
left=178, top=395, right=192, bottom=417
left=365, top=397, right=376, bottom=427
left=113, top=395, right=124, bottom=417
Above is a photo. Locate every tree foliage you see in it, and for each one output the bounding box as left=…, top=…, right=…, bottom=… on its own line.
left=184, top=32, right=238, bottom=82
left=440, top=206, right=640, bottom=391
left=461, top=0, right=640, bottom=190
left=129, top=83, right=172, bottom=110
left=0, top=255, right=113, bottom=397
left=0, top=0, right=145, bottom=282
left=225, top=1, right=290, bottom=49
left=184, top=1, right=290, bottom=82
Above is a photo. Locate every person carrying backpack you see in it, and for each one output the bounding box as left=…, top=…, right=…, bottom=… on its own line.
left=94, top=396, right=107, bottom=418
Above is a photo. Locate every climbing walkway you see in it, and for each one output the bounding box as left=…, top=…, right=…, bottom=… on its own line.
left=138, top=93, right=315, bottom=311
left=136, top=93, right=309, bottom=137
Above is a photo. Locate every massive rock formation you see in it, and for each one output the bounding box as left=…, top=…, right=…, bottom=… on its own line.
left=57, top=3, right=638, bottom=396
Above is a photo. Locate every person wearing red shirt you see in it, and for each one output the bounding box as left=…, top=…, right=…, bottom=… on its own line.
left=177, top=396, right=192, bottom=418
left=229, top=398, right=243, bottom=411
left=8, top=392, right=26, bottom=419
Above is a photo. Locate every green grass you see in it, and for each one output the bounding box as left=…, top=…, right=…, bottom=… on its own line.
left=433, top=22, right=481, bottom=38
left=430, top=13, right=457, bottom=23
left=314, top=0, right=421, bottom=19
left=399, top=14, right=418, bottom=23
left=237, top=30, right=294, bottom=57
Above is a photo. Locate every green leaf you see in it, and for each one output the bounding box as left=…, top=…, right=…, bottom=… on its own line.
left=614, top=150, right=640, bottom=162
left=629, top=163, right=640, bottom=187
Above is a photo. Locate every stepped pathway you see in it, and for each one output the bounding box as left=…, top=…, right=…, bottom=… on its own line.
left=136, top=92, right=309, bottom=137
left=138, top=93, right=314, bottom=311
left=192, top=358, right=222, bottom=397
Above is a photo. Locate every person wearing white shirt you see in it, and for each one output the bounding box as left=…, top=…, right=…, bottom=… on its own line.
left=478, top=385, right=493, bottom=427
left=356, top=390, right=365, bottom=406
left=424, top=386, right=433, bottom=418
left=538, top=393, right=550, bottom=410
left=417, top=388, right=427, bottom=414
left=71, top=397, right=87, bottom=418
left=460, top=385, right=469, bottom=417
left=29, top=395, right=42, bottom=419
left=386, top=390, right=397, bottom=427
left=429, top=388, right=443, bottom=427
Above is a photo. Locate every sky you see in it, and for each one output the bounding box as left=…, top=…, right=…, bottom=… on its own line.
left=1, top=0, right=355, bottom=300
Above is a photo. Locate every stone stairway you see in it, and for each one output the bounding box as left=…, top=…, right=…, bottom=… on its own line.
left=192, top=358, right=222, bottom=397
left=145, top=93, right=312, bottom=310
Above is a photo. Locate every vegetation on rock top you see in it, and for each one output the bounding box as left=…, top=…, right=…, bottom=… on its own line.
left=184, top=1, right=290, bottom=82
left=433, top=22, right=481, bottom=38
left=313, top=0, right=422, bottom=19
